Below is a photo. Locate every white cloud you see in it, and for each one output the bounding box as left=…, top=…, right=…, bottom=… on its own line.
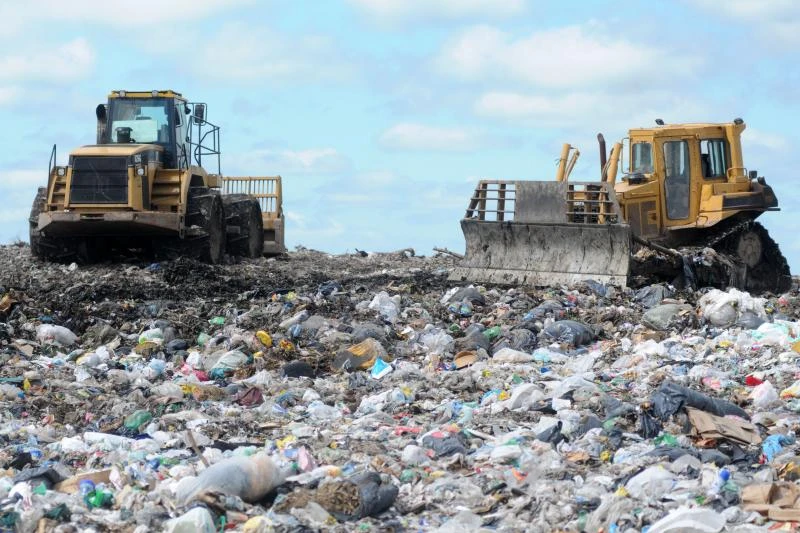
left=229, top=147, right=352, bottom=176
left=435, top=24, right=698, bottom=89
left=742, top=127, right=790, bottom=153
left=689, top=0, right=800, bottom=45
left=197, top=22, right=355, bottom=83
left=379, top=123, right=481, bottom=151
left=474, top=89, right=712, bottom=137
left=349, top=0, right=526, bottom=22
left=6, top=170, right=46, bottom=187
left=0, top=0, right=253, bottom=32
left=0, top=38, right=94, bottom=82
left=0, top=87, right=19, bottom=105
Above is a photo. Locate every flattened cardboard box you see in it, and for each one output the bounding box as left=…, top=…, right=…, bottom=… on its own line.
left=686, top=407, right=762, bottom=446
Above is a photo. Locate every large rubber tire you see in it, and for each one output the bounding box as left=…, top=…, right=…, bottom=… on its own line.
left=186, top=187, right=226, bottom=264
left=223, top=194, right=264, bottom=258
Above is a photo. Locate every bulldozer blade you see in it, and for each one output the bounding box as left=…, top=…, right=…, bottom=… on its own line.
left=449, top=180, right=631, bottom=287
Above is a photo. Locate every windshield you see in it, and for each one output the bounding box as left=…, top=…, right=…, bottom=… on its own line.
left=108, top=97, right=172, bottom=144
left=632, top=142, right=653, bottom=173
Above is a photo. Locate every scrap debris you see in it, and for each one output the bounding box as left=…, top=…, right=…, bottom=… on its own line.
left=0, top=244, right=798, bottom=531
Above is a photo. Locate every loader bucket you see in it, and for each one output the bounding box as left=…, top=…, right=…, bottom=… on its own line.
left=223, top=176, right=286, bottom=256
left=450, top=180, right=631, bottom=287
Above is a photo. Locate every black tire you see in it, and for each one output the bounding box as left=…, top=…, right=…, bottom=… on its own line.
left=186, top=187, right=226, bottom=264
left=223, top=194, right=264, bottom=258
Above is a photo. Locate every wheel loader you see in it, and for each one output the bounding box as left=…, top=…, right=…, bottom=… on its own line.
left=29, top=89, right=286, bottom=263
left=451, top=119, right=791, bottom=294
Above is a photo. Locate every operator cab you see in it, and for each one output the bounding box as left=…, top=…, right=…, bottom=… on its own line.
left=96, top=90, right=201, bottom=170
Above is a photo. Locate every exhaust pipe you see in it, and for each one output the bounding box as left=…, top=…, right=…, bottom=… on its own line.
left=597, top=133, right=607, bottom=179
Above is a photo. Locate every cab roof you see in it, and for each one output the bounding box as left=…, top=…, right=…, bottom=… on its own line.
left=109, top=90, right=186, bottom=101
left=630, top=121, right=745, bottom=136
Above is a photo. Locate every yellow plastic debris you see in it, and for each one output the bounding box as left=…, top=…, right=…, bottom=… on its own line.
left=256, top=330, right=272, bottom=347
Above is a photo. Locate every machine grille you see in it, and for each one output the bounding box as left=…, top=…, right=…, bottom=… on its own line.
left=70, top=156, right=129, bottom=204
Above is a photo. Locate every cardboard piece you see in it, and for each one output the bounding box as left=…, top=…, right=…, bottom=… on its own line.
left=54, top=470, right=112, bottom=494
left=686, top=407, right=762, bottom=446
left=742, top=482, right=800, bottom=522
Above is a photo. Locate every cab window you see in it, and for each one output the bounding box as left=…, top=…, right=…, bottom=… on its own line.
left=632, top=142, right=653, bottom=173
left=108, top=98, right=171, bottom=144
left=700, top=139, right=728, bottom=178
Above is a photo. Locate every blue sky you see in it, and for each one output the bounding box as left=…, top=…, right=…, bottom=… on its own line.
left=1, top=0, right=798, bottom=271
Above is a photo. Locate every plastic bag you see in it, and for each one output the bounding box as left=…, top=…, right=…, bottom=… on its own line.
left=542, top=320, right=595, bottom=347
left=164, top=507, right=216, bottom=533
left=762, top=434, right=795, bottom=462
left=492, top=347, right=534, bottom=363
left=368, top=291, right=401, bottom=323
left=634, top=284, right=674, bottom=308
left=420, top=330, right=454, bottom=355
left=176, top=453, right=287, bottom=504
left=750, top=381, right=778, bottom=409
left=641, top=304, right=692, bottom=331
left=624, top=466, right=677, bottom=500
left=210, top=350, right=248, bottom=372
left=639, top=411, right=662, bottom=439
left=36, top=324, right=78, bottom=346
left=699, top=288, right=767, bottom=328
left=650, top=382, right=749, bottom=420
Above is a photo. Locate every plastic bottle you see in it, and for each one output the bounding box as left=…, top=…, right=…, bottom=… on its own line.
left=708, top=468, right=730, bottom=496
left=78, top=479, right=95, bottom=497
left=175, top=453, right=288, bottom=504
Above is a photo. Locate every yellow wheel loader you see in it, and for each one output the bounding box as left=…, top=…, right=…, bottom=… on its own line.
left=452, top=119, right=791, bottom=293
left=29, top=90, right=285, bottom=263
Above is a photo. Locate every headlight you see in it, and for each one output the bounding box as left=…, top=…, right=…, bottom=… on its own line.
left=56, top=167, right=66, bottom=177
left=136, top=167, right=145, bottom=177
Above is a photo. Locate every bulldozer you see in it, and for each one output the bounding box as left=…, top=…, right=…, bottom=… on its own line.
left=451, top=119, right=792, bottom=293
left=29, top=89, right=285, bottom=263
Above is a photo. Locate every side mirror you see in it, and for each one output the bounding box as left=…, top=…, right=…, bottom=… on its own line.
left=184, top=104, right=191, bottom=115
left=749, top=170, right=758, bottom=180
left=194, top=104, right=205, bottom=124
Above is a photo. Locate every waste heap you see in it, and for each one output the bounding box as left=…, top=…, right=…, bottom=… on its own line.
left=0, top=243, right=799, bottom=532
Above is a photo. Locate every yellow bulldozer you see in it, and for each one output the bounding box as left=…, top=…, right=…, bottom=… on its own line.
left=29, top=89, right=285, bottom=263
left=452, top=119, right=791, bottom=293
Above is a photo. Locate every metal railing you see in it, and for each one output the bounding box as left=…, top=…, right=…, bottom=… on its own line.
left=222, top=176, right=283, bottom=217
left=464, top=180, right=622, bottom=224
left=565, top=182, right=622, bottom=224
left=465, top=180, right=516, bottom=221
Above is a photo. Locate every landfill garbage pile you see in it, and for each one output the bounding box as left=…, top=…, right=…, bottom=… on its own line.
left=1, top=242, right=800, bottom=532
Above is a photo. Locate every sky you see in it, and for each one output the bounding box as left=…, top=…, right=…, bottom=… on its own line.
left=1, top=0, right=799, bottom=271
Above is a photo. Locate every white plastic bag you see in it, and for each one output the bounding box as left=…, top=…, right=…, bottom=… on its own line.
left=36, top=324, right=78, bottom=346
left=368, top=291, right=401, bottom=323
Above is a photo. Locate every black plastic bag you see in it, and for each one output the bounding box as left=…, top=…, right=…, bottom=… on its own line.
left=650, top=382, right=749, bottom=420
left=633, top=284, right=674, bottom=308
left=639, top=411, right=661, bottom=439
left=542, top=320, right=595, bottom=347
left=421, top=433, right=468, bottom=457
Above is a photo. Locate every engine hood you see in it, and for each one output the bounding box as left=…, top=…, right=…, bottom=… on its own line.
left=70, top=144, right=164, bottom=157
